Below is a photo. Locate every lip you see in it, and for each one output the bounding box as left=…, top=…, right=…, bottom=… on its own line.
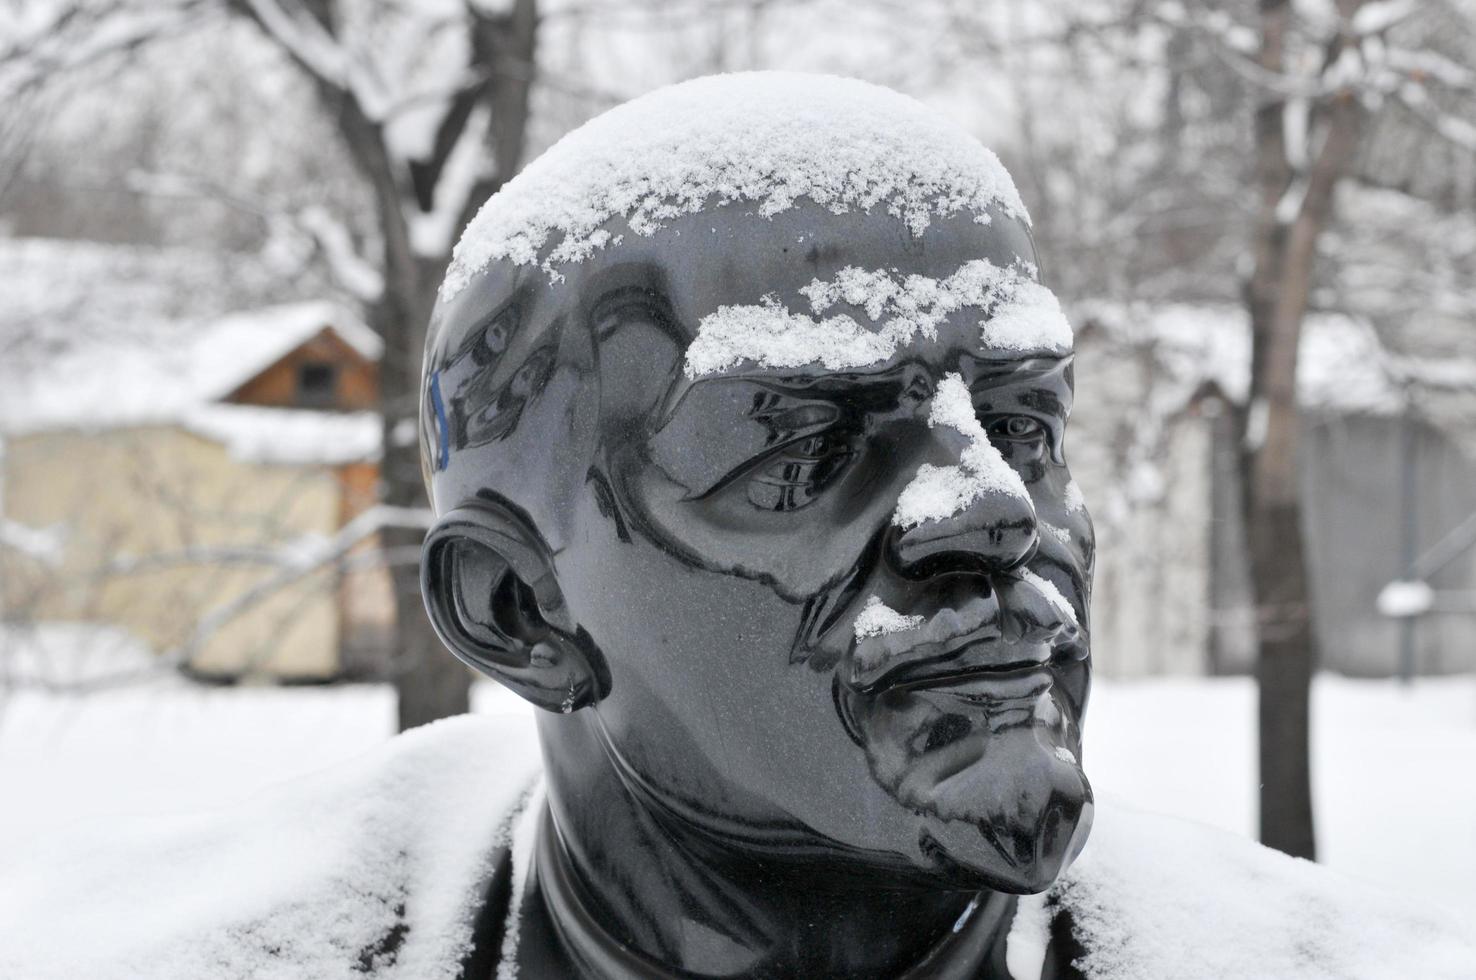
left=850, top=638, right=1079, bottom=697
left=846, top=594, right=1085, bottom=696
left=848, top=594, right=997, bottom=688
left=906, top=663, right=1057, bottom=703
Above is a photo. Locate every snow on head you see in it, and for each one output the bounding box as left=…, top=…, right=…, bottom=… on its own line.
left=894, top=373, right=1032, bottom=529
left=684, top=259, right=1071, bottom=378
left=442, top=72, right=1030, bottom=296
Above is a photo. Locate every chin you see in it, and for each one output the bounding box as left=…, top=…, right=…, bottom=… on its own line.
left=845, top=681, right=1094, bottom=893
left=912, top=764, right=1094, bottom=894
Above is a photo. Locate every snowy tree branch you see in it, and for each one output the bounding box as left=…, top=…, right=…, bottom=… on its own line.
left=296, top=205, right=386, bottom=302
left=0, top=0, right=216, bottom=101
left=1392, top=81, right=1476, bottom=152
left=237, top=0, right=348, bottom=88
left=121, top=168, right=386, bottom=301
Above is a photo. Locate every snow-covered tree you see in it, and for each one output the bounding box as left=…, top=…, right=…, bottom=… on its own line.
left=932, top=0, right=1476, bottom=858
left=3, top=0, right=541, bottom=729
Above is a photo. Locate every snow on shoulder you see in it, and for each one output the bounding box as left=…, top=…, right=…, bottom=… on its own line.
left=1058, top=800, right=1476, bottom=979
left=0, top=714, right=542, bottom=980
left=442, top=72, right=1030, bottom=296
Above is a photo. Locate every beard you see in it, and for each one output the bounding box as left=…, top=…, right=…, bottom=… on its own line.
left=840, top=668, right=1093, bottom=893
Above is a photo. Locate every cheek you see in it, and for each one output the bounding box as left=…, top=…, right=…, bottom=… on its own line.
left=558, top=483, right=811, bottom=704
left=559, top=489, right=873, bottom=817
left=1031, top=470, right=1094, bottom=618
left=621, top=456, right=888, bottom=602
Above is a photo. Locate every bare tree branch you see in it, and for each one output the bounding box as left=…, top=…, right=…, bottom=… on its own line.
left=3, top=505, right=431, bottom=693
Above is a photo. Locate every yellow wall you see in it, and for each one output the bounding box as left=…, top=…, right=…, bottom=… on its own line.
left=1, top=427, right=346, bottom=680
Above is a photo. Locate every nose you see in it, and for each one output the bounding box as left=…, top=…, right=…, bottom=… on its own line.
left=891, top=485, right=1038, bottom=577
left=887, top=386, right=1039, bottom=578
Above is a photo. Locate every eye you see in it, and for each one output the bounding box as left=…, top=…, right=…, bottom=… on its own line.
left=746, top=431, right=855, bottom=512
left=987, top=415, right=1045, bottom=442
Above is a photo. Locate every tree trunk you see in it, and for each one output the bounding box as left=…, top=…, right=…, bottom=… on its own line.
left=388, top=0, right=538, bottom=731
left=374, top=281, right=464, bottom=732
left=228, top=0, right=538, bottom=730
left=1243, top=0, right=1364, bottom=859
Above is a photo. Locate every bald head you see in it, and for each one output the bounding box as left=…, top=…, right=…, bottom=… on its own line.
left=418, top=74, right=1094, bottom=898
left=421, top=73, right=1056, bottom=515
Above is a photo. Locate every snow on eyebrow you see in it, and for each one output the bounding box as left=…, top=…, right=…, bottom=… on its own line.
left=684, top=258, right=1071, bottom=378
left=442, top=71, right=1030, bottom=296
left=853, top=595, right=925, bottom=639
left=684, top=297, right=893, bottom=377
left=893, top=373, right=1032, bottom=529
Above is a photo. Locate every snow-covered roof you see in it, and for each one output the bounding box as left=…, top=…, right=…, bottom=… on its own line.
left=195, top=301, right=383, bottom=401
left=443, top=71, right=1030, bottom=297
left=0, top=238, right=306, bottom=365
left=0, top=293, right=383, bottom=465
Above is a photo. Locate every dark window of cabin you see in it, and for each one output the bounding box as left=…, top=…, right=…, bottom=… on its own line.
left=297, top=361, right=338, bottom=408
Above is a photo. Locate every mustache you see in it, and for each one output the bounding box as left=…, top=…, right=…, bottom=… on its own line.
left=843, top=573, right=1083, bottom=694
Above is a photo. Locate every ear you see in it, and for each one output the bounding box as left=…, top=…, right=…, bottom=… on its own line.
left=421, top=498, right=610, bottom=713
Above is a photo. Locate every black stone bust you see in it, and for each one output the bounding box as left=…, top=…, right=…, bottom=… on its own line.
left=2, top=70, right=1469, bottom=980
left=418, top=71, right=1093, bottom=978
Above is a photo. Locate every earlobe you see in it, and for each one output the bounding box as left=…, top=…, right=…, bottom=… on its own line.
left=420, top=499, right=610, bottom=713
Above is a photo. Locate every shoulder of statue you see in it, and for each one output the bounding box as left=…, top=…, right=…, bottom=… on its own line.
left=1043, top=800, right=1476, bottom=979
left=0, top=713, right=545, bottom=980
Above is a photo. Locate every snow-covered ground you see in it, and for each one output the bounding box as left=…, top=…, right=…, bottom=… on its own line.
left=1, top=656, right=1472, bottom=918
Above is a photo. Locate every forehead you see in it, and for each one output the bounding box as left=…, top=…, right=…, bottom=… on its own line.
left=426, top=202, right=1054, bottom=405
left=576, top=204, right=1042, bottom=346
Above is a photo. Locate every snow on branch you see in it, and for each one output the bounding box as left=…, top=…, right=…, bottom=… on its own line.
left=1151, top=0, right=1471, bottom=104
left=1394, top=81, right=1476, bottom=152
left=239, top=0, right=349, bottom=88
left=1384, top=47, right=1476, bottom=91
left=0, top=0, right=215, bottom=101
left=378, top=68, right=491, bottom=123
left=1350, top=0, right=1419, bottom=37
left=297, top=205, right=386, bottom=302
left=409, top=103, right=493, bottom=258
left=233, top=0, right=394, bottom=118
left=122, top=169, right=386, bottom=304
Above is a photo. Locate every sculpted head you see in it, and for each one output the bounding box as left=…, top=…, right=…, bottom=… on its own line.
left=419, top=72, right=1094, bottom=896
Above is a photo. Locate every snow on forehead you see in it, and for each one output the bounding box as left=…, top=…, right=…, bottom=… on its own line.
left=685, top=258, right=1073, bottom=378
left=441, top=71, right=1030, bottom=299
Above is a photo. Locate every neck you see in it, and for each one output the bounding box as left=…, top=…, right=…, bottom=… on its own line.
left=533, top=713, right=1016, bottom=978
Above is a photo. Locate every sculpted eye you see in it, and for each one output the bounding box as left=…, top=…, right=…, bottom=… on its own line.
left=987, top=415, right=1045, bottom=442
left=746, top=431, right=855, bottom=512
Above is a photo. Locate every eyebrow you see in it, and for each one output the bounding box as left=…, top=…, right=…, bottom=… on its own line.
left=685, top=352, right=1072, bottom=390
left=655, top=353, right=1072, bottom=441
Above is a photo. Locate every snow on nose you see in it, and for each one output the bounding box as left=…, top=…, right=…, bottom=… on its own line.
left=893, top=372, right=1033, bottom=529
